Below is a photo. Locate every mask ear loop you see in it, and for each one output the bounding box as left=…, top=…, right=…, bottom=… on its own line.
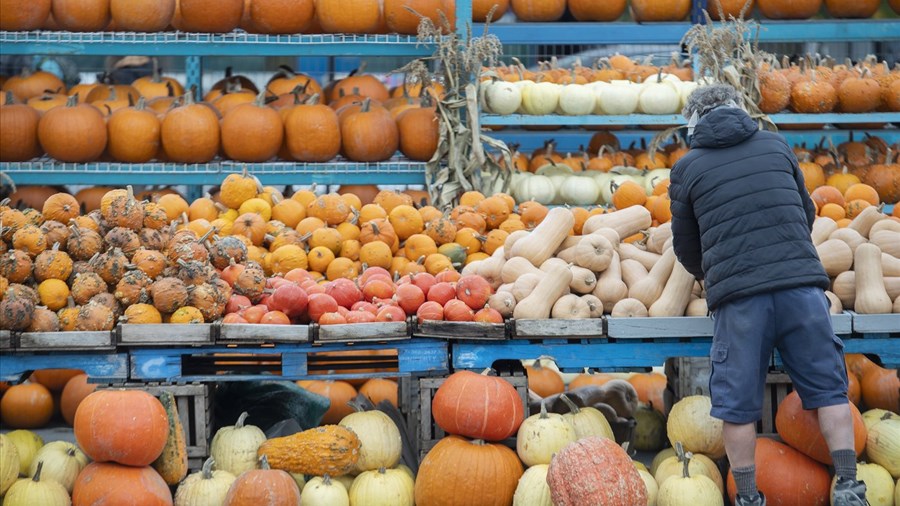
left=686, top=110, right=700, bottom=139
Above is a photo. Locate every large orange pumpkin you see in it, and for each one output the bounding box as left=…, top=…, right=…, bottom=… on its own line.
left=32, top=369, right=83, bottom=392
left=0, top=0, right=51, bottom=30
left=707, top=0, right=755, bottom=19
left=178, top=0, right=243, bottom=32
left=824, top=0, right=878, bottom=18
left=860, top=366, right=900, bottom=411
left=51, top=0, right=110, bottom=31
left=316, top=0, right=381, bottom=34
left=432, top=370, right=525, bottom=441
left=296, top=379, right=358, bottom=425
left=2, top=70, right=65, bottom=101
left=774, top=390, right=866, bottom=464
left=0, top=91, right=42, bottom=162
left=525, top=360, right=564, bottom=398
left=107, top=98, right=161, bottom=163
left=223, top=457, right=301, bottom=505
left=510, top=0, right=565, bottom=21
left=283, top=96, right=341, bottom=162
left=60, top=373, right=97, bottom=426
left=247, top=0, right=314, bottom=34
left=74, top=390, right=170, bottom=467
left=567, top=0, right=626, bottom=20
left=473, top=0, right=509, bottom=21
left=631, top=0, right=691, bottom=20
left=330, top=68, right=390, bottom=103
left=0, top=382, right=54, bottom=429
left=384, top=0, right=447, bottom=34
left=161, top=93, right=220, bottom=163
left=547, top=437, right=648, bottom=505
left=72, top=463, right=173, bottom=506
left=396, top=104, right=439, bottom=162
left=726, top=438, right=830, bottom=506
left=359, top=378, right=398, bottom=407
left=415, top=436, right=523, bottom=506
left=110, top=0, right=175, bottom=31
left=38, top=95, right=107, bottom=163
left=757, top=0, right=822, bottom=19
left=340, top=99, right=399, bottom=162
left=628, top=372, right=667, bottom=413
left=221, top=93, right=284, bottom=162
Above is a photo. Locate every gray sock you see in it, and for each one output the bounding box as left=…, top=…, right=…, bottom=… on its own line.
left=732, top=466, right=758, bottom=498
left=831, top=449, right=857, bottom=481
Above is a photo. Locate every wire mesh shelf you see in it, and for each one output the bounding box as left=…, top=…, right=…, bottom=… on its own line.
left=0, top=30, right=437, bottom=56
left=480, top=113, right=900, bottom=127
left=0, top=159, right=428, bottom=186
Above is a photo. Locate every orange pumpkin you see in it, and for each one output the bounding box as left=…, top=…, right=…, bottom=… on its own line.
left=38, top=95, right=107, bottom=162
left=161, top=92, right=220, bottom=163
left=284, top=95, right=341, bottom=162
left=0, top=382, right=54, bottom=428
left=74, top=390, right=170, bottom=466
left=775, top=391, right=866, bottom=465
left=524, top=359, right=565, bottom=398
left=0, top=0, right=51, bottom=30
left=107, top=98, right=161, bottom=163
left=247, top=0, right=314, bottom=33
left=2, top=69, right=65, bottom=101
left=396, top=104, right=439, bottom=162
left=473, top=0, right=509, bottom=21
left=73, top=463, right=173, bottom=506
left=60, top=373, right=98, bottom=426
left=32, top=368, right=83, bottom=392
left=110, top=0, right=175, bottom=31
left=221, top=92, right=284, bottom=162
left=340, top=99, right=399, bottom=162
left=726, top=438, right=830, bottom=506
left=316, top=0, right=381, bottom=34
left=860, top=366, right=900, bottom=411
left=510, top=0, right=565, bottom=21
left=432, top=370, right=524, bottom=441
left=627, top=372, right=667, bottom=413
left=51, top=0, right=110, bottom=30
left=178, top=0, right=243, bottom=32
left=296, top=380, right=358, bottom=425
left=359, top=378, right=398, bottom=407
left=547, top=437, right=648, bottom=505
left=0, top=92, right=42, bottom=161
left=631, top=0, right=690, bottom=21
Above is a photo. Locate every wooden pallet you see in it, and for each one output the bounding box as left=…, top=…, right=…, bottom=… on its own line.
left=0, top=331, right=11, bottom=350
left=314, top=321, right=410, bottom=343
left=0, top=351, right=129, bottom=383
left=118, top=324, right=214, bottom=346
left=413, top=318, right=507, bottom=340
left=510, top=318, right=603, bottom=339
left=217, top=324, right=311, bottom=345
left=17, top=330, right=116, bottom=351
left=128, top=339, right=449, bottom=382
left=850, top=312, right=900, bottom=336
left=100, top=382, right=211, bottom=470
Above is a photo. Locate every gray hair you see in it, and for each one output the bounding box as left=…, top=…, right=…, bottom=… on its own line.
left=682, top=84, right=743, bottom=119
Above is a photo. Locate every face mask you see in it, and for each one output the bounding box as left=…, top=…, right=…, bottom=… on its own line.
left=686, top=111, right=700, bottom=140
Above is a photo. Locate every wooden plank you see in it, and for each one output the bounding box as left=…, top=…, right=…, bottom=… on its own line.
left=850, top=313, right=900, bottom=334
left=316, top=322, right=409, bottom=343
left=0, top=331, right=12, bottom=350
left=607, top=316, right=714, bottom=339
left=119, top=324, right=214, bottom=346
left=512, top=318, right=603, bottom=338
left=414, top=320, right=507, bottom=340
left=0, top=352, right=128, bottom=382
left=830, top=312, right=852, bottom=335
left=218, top=324, right=310, bottom=344
left=18, top=331, right=115, bottom=351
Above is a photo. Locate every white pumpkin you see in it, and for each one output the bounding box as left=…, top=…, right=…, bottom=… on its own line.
left=679, top=81, right=699, bottom=109
left=174, top=458, right=236, bottom=506
left=638, top=469, right=659, bottom=506
left=3, top=462, right=70, bottom=506
left=516, top=402, right=577, bottom=467
left=829, top=462, right=895, bottom=506
left=654, top=452, right=723, bottom=493
left=0, top=434, right=20, bottom=495
left=656, top=451, right=724, bottom=506
left=639, top=78, right=681, bottom=115
left=28, top=441, right=88, bottom=494
left=338, top=409, right=402, bottom=472
left=536, top=163, right=574, bottom=204
left=522, top=82, right=561, bottom=115
left=348, top=467, right=415, bottom=506
left=599, top=173, right=639, bottom=206
left=558, top=84, right=595, bottom=116
left=666, top=396, right=726, bottom=459
left=301, top=475, right=350, bottom=506
left=513, top=464, right=553, bottom=506
left=862, top=409, right=900, bottom=432
left=209, top=412, right=267, bottom=476
left=558, top=394, right=615, bottom=440
left=867, top=416, right=900, bottom=478
left=643, top=169, right=671, bottom=195
left=515, top=174, right=557, bottom=204
left=5, top=430, right=43, bottom=477
left=484, top=80, right=522, bottom=115
left=559, top=175, right=601, bottom=206
left=596, top=80, right=640, bottom=115
left=512, top=80, right=536, bottom=113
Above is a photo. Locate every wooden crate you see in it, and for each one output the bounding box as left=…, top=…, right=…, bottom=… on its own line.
left=0, top=331, right=12, bottom=350
left=17, top=331, right=116, bottom=351
left=314, top=321, right=410, bottom=343
left=100, top=382, right=212, bottom=470
left=413, top=317, right=507, bottom=340
left=411, top=371, right=529, bottom=463
left=665, top=357, right=793, bottom=436
left=118, top=324, right=214, bottom=346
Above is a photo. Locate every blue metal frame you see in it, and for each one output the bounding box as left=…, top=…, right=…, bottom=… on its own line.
left=481, top=113, right=900, bottom=127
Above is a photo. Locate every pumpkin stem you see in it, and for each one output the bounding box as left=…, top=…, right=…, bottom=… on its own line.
left=559, top=394, right=581, bottom=414
left=322, top=474, right=333, bottom=485
left=32, top=461, right=44, bottom=482
left=480, top=367, right=493, bottom=376
left=65, top=94, right=78, bottom=107
left=306, top=93, right=320, bottom=105
left=4, top=91, right=15, bottom=105
left=360, top=97, right=372, bottom=113
left=681, top=451, right=693, bottom=479
left=539, top=399, right=549, bottom=419
left=254, top=89, right=266, bottom=107
left=135, top=96, right=146, bottom=111
left=235, top=411, right=249, bottom=428
left=201, top=457, right=215, bottom=479
left=378, top=466, right=387, bottom=474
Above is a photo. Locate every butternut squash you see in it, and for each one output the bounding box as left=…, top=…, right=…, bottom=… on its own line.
left=825, top=290, right=843, bottom=314
left=829, top=228, right=866, bottom=255
left=648, top=259, right=696, bottom=317
left=503, top=230, right=530, bottom=259
left=569, top=265, right=597, bottom=294
left=869, top=219, right=900, bottom=237
left=869, top=230, right=900, bottom=258
left=152, top=391, right=189, bottom=486
left=593, top=251, right=628, bottom=311
left=513, top=273, right=544, bottom=302
left=557, top=234, right=614, bottom=272
left=646, top=222, right=672, bottom=254
left=497, top=283, right=514, bottom=294
left=847, top=205, right=886, bottom=238
left=501, top=256, right=543, bottom=284
left=611, top=298, right=649, bottom=317
left=883, top=253, right=900, bottom=277
left=514, top=263, right=573, bottom=319
left=540, top=258, right=568, bottom=271
left=556, top=235, right=583, bottom=253
left=628, top=247, right=676, bottom=308
left=854, top=243, right=893, bottom=314
left=811, top=217, right=838, bottom=246
left=617, top=243, right=661, bottom=271
left=620, top=259, right=649, bottom=288
left=551, top=294, right=592, bottom=319
left=816, top=239, right=853, bottom=277
left=461, top=262, right=478, bottom=276
left=833, top=271, right=856, bottom=308
left=509, top=208, right=575, bottom=266
left=692, top=280, right=704, bottom=298
left=582, top=294, right=603, bottom=318
left=685, top=298, right=708, bottom=317
left=894, top=294, right=900, bottom=313
left=583, top=205, right=652, bottom=238
left=590, top=227, right=621, bottom=247
left=473, top=256, right=505, bottom=289
left=488, top=291, right=517, bottom=318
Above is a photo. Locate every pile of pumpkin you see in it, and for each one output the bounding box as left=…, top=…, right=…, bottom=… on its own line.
left=481, top=55, right=697, bottom=117
left=0, top=64, right=440, bottom=165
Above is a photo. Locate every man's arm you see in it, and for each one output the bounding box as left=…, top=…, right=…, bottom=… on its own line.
left=669, top=163, right=704, bottom=280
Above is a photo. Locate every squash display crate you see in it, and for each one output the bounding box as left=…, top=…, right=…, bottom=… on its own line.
left=99, top=382, right=212, bottom=470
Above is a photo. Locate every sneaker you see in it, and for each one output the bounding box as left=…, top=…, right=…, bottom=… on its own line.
left=734, top=492, right=766, bottom=506
left=832, top=478, right=869, bottom=506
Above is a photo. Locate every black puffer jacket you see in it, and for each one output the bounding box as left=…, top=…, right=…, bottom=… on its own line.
left=668, top=107, right=830, bottom=310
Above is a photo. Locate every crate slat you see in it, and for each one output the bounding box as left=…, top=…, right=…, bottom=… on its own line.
left=17, top=331, right=116, bottom=351
left=315, top=322, right=409, bottom=343
left=218, top=324, right=311, bottom=344
left=607, top=316, right=714, bottom=339
left=851, top=313, right=900, bottom=334
left=414, top=320, right=507, bottom=340
left=0, top=331, right=12, bottom=350
left=512, top=318, right=603, bottom=338
left=830, top=312, right=853, bottom=335
left=119, top=324, right=214, bottom=346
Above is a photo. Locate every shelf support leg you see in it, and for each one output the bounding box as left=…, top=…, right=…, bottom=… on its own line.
left=186, top=56, right=203, bottom=99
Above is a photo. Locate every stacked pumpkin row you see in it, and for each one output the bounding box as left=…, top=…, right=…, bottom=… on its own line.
left=0, top=66, right=440, bottom=165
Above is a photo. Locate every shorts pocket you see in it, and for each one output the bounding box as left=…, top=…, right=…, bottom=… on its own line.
left=710, top=342, right=728, bottom=362
left=708, top=341, right=729, bottom=400
left=831, top=334, right=845, bottom=350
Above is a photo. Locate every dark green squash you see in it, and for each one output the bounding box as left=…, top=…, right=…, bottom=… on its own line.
left=152, top=391, right=188, bottom=485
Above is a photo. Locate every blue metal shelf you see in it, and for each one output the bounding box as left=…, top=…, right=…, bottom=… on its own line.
left=0, top=31, right=436, bottom=57
left=481, top=113, right=900, bottom=126
left=0, top=159, right=427, bottom=186
left=476, top=19, right=900, bottom=44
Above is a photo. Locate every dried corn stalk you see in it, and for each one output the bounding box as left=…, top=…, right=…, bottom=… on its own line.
left=399, top=10, right=512, bottom=208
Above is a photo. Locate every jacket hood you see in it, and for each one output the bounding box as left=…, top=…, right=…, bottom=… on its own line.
left=690, top=107, right=759, bottom=149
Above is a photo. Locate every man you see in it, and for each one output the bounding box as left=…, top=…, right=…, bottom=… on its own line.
left=668, top=84, right=868, bottom=506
